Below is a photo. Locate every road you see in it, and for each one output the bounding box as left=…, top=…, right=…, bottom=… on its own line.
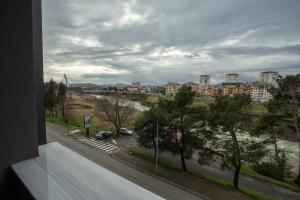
left=46, top=125, right=205, bottom=200
left=116, top=135, right=300, bottom=200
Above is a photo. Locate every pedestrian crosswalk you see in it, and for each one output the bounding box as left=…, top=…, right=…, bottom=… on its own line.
left=77, top=138, right=118, bottom=153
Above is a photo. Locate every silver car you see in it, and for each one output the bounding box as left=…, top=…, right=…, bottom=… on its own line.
left=119, top=128, right=133, bottom=135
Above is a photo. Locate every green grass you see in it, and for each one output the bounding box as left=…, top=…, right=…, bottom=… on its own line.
left=241, top=166, right=300, bottom=193
left=189, top=171, right=233, bottom=189
left=252, top=102, right=267, bottom=115
left=193, top=98, right=214, bottom=107
left=128, top=148, right=181, bottom=172
left=45, top=113, right=79, bottom=130
left=240, top=186, right=277, bottom=200
left=127, top=148, right=278, bottom=200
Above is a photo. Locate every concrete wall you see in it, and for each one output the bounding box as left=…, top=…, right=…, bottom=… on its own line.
left=0, top=0, right=44, bottom=197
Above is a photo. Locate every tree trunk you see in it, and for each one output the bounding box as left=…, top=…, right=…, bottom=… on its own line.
left=179, top=147, right=187, bottom=172
left=153, top=136, right=157, bottom=164
left=271, top=125, right=279, bottom=161
left=231, top=130, right=241, bottom=190
left=233, top=165, right=241, bottom=190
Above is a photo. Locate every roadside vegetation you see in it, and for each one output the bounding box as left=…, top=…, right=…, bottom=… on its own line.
left=127, top=148, right=278, bottom=200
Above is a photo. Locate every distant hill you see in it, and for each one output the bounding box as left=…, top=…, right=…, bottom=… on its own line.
left=101, top=83, right=130, bottom=88
left=70, top=83, right=99, bottom=88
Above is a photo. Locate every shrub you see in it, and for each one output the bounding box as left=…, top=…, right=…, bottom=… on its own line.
left=253, top=153, right=292, bottom=181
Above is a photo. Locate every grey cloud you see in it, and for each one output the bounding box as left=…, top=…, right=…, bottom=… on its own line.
left=211, top=45, right=300, bottom=57
left=43, top=0, right=300, bottom=84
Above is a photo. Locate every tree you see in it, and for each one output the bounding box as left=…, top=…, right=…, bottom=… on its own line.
left=254, top=112, right=284, bottom=161
left=161, top=86, right=206, bottom=172
left=270, top=74, right=300, bottom=184
left=96, top=93, right=134, bottom=135
left=134, top=104, right=171, bottom=162
left=200, top=94, right=265, bottom=190
left=44, top=79, right=56, bottom=115
left=56, top=82, right=67, bottom=121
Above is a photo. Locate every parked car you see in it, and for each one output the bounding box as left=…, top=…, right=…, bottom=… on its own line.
left=95, top=131, right=113, bottom=140
left=119, top=128, right=133, bottom=135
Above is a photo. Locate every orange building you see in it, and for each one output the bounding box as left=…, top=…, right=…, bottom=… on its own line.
left=222, top=82, right=246, bottom=96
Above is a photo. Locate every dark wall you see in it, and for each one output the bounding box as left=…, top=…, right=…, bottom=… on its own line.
left=0, top=0, right=44, bottom=197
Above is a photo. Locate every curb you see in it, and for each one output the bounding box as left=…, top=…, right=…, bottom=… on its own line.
left=110, top=153, right=211, bottom=200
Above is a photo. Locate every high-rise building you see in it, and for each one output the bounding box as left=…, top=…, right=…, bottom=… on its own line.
left=225, top=73, right=239, bottom=82
left=200, top=75, right=210, bottom=86
left=250, top=71, right=280, bottom=102
left=259, top=71, right=280, bottom=86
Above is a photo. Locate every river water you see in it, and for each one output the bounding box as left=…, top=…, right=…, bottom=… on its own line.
left=235, top=132, right=298, bottom=175
left=91, top=94, right=299, bottom=174
left=91, top=94, right=149, bottom=112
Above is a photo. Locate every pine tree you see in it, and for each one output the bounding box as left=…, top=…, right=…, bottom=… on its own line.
left=44, top=79, right=56, bottom=115
left=56, top=82, right=66, bottom=120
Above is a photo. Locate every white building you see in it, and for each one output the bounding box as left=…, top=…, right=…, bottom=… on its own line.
left=250, top=83, right=273, bottom=102
left=225, top=73, right=239, bottom=82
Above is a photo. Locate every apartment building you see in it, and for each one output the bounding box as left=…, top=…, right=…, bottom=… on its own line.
left=165, top=82, right=181, bottom=96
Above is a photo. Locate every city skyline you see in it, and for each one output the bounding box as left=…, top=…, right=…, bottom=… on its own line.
left=43, top=0, right=300, bottom=85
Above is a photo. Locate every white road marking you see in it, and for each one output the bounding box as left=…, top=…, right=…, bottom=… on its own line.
left=112, top=139, right=117, bottom=145
left=77, top=138, right=118, bottom=153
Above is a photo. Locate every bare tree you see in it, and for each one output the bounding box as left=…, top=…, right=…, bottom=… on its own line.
left=96, top=93, right=134, bottom=135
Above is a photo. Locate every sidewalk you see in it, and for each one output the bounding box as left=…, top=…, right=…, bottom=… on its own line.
left=112, top=151, right=253, bottom=200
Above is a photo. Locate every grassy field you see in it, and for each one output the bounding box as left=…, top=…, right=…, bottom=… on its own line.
left=46, top=94, right=141, bottom=137
left=147, top=95, right=267, bottom=115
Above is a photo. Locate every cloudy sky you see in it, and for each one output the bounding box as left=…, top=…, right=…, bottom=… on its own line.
left=42, top=0, right=300, bottom=85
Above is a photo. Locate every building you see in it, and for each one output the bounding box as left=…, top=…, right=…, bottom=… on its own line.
left=199, top=85, right=217, bottom=97
left=259, top=71, right=280, bottom=86
left=132, top=82, right=141, bottom=87
left=165, top=82, right=181, bottom=96
left=126, top=82, right=142, bottom=92
left=183, top=82, right=199, bottom=94
left=222, top=82, right=247, bottom=96
left=225, top=73, right=239, bottom=83
left=127, top=86, right=140, bottom=92
left=140, top=87, right=149, bottom=93
left=250, top=71, right=280, bottom=102
left=200, top=75, right=210, bottom=86
left=199, top=75, right=213, bottom=96
left=250, top=82, right=273, bottom=102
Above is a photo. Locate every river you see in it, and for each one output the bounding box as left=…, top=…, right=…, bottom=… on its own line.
left=91, top=94, right=149, bottom=112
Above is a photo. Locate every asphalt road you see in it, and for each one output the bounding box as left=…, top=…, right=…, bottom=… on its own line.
left=46, top=126, right=205, bottom=200
left=115, top=135, right=300, bottom=200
